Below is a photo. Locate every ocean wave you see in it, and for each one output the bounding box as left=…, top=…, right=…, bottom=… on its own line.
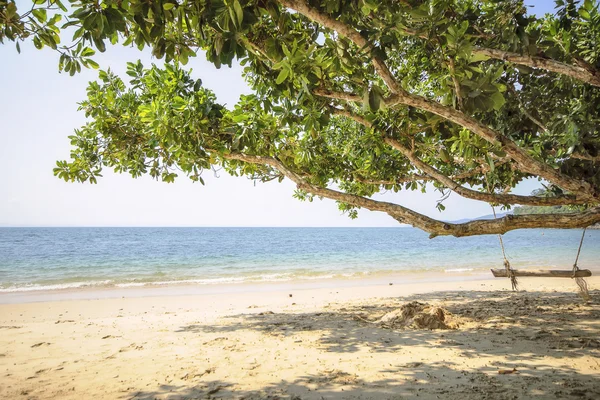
left=0, top=270, right=381, bottom=293
left=444, top=268, right=475, bottom=273
left=0, top=280, right=113, bottom=293
left=115, top=276, right=250, bottom=287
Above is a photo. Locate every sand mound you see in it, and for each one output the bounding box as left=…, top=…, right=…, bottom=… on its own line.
left=359, top=301, right=459, bottom=330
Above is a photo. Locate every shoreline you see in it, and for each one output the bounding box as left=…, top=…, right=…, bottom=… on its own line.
left=0, top=270, right=506, bottom=304
left=1, top=269, right=596, bottom=305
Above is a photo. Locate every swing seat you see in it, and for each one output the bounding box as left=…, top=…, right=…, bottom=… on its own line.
left=491, top=269, right=592, bottom=278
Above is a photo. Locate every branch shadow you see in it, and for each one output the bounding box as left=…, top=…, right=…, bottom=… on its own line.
left=129, top=290, right=600, bottom=399
left=177, top=290, right=600, bottom=358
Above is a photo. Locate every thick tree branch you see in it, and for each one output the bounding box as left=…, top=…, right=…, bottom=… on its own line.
left=318, top=89, right=598, bottom=201
left=388, top=94, right=597, bottom=200
left=216, top=151, right=600, bottom=237
left=571, top=152, right=600, bottom=162
left=396, top=26, right=600, bottom=87
left=423, top=208, right=600, bottom=238
left=384, top=137, right=583, bottom=206
left=219, top=151, right=446, bottom=233
left=473, top=47, right=600, bottom=88
left=331, top=109, right=583, bottom=206
left=278, top=0, right=404, bottom=94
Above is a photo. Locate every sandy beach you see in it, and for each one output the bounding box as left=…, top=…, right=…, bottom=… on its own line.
left=1, top=276, right=599, bottom=400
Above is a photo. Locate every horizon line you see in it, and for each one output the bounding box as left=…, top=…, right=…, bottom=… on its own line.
left=0, top=225, right=413, bottom=228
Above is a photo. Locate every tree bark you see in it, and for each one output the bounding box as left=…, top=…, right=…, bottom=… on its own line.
left=320, top=89, right=598, bottom=202
left=474, top=48, right=600, bottom=88
left=278, top=0, right=403, bottom=95
left=280, top=1, right=598, bottom=200
left=384, top=138, right=583, bottom=206
left=217, top=151, right=600, bottom=238
left=388, top=92, right=598, bottom=201
left=331, top=109, right=585, bottom=206
left=397, top=29, right=600, bottom=87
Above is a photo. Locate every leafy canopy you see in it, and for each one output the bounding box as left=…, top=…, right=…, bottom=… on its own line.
left=2, top=0, right=600, bottom=236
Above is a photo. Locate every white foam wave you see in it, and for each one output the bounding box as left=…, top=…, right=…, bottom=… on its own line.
left=444, top=268, right=474, bottom=273
left=0, top=270, right=388, bottom=293
left=115, top=276, right=250, bottom=287
left=0, top=280, right=113, bottom=293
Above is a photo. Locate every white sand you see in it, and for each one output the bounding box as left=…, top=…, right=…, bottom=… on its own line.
left=1, top=276, right=599, bottom=399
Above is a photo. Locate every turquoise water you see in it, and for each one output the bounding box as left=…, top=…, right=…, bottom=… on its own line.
left=0, top=227, right=598, bottom=292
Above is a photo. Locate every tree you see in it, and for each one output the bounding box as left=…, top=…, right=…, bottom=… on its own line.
left=2, top=0, right=600, bottom=237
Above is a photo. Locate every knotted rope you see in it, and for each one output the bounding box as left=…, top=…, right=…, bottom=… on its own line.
left=573, top=227, right=590, bottom=301
left=492, top=207, right=518, bottom=291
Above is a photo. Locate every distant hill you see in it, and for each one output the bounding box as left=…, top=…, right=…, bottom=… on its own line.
left=450, top=211, right=512, bottom=224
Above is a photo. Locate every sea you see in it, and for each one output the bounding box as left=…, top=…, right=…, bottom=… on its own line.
left=0, top=227, right=598, bottom=294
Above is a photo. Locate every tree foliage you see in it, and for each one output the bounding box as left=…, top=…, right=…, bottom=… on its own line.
left=3, top=0, right=600, bottom=236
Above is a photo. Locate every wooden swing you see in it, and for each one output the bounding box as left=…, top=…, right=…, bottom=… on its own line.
left=489, top=210, right=592, bottom=299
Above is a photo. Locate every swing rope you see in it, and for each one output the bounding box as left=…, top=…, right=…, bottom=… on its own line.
left=491, top=206, right=518, bottom=291
left=573, top=227, right=590, bottom=301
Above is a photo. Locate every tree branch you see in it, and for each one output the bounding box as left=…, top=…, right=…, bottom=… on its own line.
left=276, top=2, right=593, bottom=198
left=447, top=57, right=464, bottom=110
left=473, top=47, right=600, bottom=88
left=395, top=26, right=600, bottom=87
left=318, top=89, right=598, bottom=201
left=388, top=94, right=597, bottom=200
left=278, top=0, right=404, bottom=94
left=331, top=109, right=583, bottom=206
left=571, top=152, right=600, bottom=162
left=218, top=151, right=447, bottom=233
left=216, top=151, right=600, bottom=237
left=424, top=208, right=600, bottom=238
left=384, top=137, right=582, bottom=206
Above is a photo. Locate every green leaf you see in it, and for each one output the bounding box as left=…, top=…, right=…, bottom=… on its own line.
left=275, top=68, right=289, bottom=84
left=33, top=36, right=43, bottom=49
left=93, top=37, right=106, bottom=53
left=81, top=47, right=95, bottom=57
left=32, top=9, right=48, bottom=23
left=86, top=59, right=100, bottom=69
left=367, top=87, right=385, bottom=112
left=6, top=2, right=17, bottom=18
left=163, top=3, right=176, bottom=10
left=469, top=52, right=490, bottom=63
left=179, top=51, right=189, bottom=65
left=49, top=14, right=62, bottom=25
left=490, top=92, right=506, bottom=111
left=233, top=0, right=244, bottom=27
left=440, top=149, right=450, bottom=162
left=486, top=155, right=495, bottom=172
left=579, top=8, right=591, bottom=20
left=54, top=0, right=68, bottom=12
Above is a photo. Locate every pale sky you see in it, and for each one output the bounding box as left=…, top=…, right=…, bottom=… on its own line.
left=0, top=1, right=553, bottom=227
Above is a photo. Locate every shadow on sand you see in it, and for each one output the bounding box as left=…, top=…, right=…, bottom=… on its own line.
left=128, top=289, right=600, bottom=400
